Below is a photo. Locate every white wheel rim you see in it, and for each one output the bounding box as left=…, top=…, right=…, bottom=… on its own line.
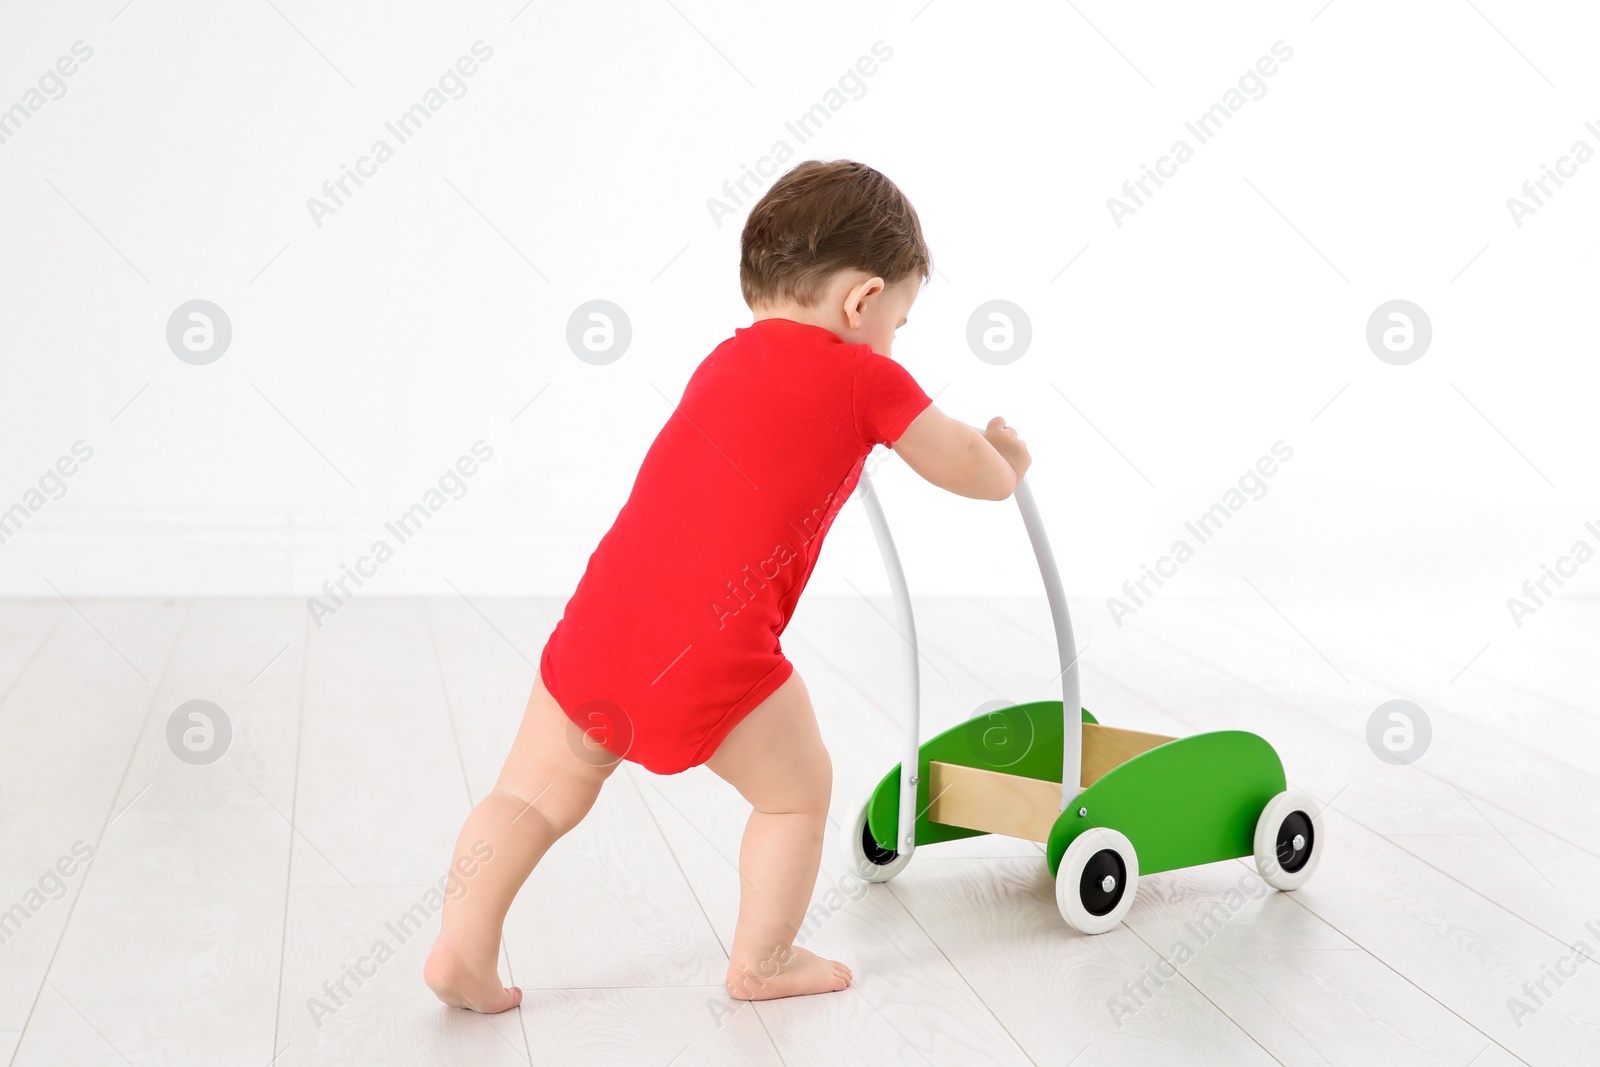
left=1253, top=789, right=1324, bottom=891
left=846, top=791, right=911, bottom=884
left=1056, top=827, right=1139, bottom=934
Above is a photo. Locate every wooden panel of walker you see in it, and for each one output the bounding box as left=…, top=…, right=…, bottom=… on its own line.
left=926, top=723, right=1177, bottom=843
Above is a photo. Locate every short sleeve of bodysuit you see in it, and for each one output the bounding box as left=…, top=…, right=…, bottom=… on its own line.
left=853, top=347, right=933, bottom=448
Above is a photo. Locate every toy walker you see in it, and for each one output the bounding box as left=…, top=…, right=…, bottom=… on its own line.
left=845, top=465, right=1324, bottom=933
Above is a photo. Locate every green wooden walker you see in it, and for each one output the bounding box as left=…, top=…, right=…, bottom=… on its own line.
left=844, top=466, right=1325, bottom=933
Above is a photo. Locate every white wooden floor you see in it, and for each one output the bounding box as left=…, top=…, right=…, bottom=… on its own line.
left=1, top=593, right=1596, bottom=1066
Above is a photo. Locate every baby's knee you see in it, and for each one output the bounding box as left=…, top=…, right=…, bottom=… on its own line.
left=758, top=747, right=832, bottom=816
left=491, top=773, right=594, bottom=837
left=812, top=747, right=834, bottom=804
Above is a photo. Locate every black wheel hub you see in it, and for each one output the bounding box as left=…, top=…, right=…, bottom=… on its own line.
left=861, top=820, right=898, bottom=866
left=1078, top=848, right=1126, bottom=916
left=1275, top=810, right=1314, bottom=873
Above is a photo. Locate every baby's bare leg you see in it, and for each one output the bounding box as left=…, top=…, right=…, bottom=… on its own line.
left=424, top=672, right=618, bottom=1013
left=705, top=669, right=852, bottom=1000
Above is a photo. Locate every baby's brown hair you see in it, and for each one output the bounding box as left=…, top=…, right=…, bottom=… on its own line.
left=740, top=159, right=932, bottom=309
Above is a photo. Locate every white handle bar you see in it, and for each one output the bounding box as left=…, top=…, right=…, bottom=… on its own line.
left=857, top=459, right=1082, bottom=860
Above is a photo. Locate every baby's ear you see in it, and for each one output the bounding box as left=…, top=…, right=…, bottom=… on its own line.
left=846, top=276, right=887, bottom=324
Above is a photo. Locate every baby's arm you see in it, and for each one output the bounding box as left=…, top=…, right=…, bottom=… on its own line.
left=891, top=408, right=1031, bottom=501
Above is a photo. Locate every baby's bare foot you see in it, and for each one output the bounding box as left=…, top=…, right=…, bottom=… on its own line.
left=726, top=945, right=852, bottom=1001
left=424, top=935, right=522, bottom=1014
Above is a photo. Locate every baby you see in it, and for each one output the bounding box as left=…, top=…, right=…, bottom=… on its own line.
left=424, top=158, right=1031, bottom=1011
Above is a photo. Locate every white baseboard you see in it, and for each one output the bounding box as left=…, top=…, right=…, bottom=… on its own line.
left=0, top=509, right=1573, bottom=605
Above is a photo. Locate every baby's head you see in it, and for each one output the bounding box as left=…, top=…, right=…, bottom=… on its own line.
left=741, top=159, right=931, bottom=356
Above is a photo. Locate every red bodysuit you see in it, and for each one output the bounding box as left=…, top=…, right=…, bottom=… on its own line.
left=538, top=316, right=933, bottom=774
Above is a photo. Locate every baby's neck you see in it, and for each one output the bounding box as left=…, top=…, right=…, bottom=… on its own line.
left=749, top=303, right=841, bottom=335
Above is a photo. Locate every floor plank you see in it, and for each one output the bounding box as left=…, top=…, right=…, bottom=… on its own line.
left=885, top=855, right=1280, bottom=1066
left=275, top=598, right=530, bottom=1066
left=1, top=600, right=185, bottom=1043
left=18, top=600, right=305, bottom=1067
left=1162, top=599, right=1600, bottom=934
left=277, top=885, right=530, bottom=1067
left=6, top=595, right=1593, bottom=1066
left=0, top=603, right=61, bottom=706
left=522, top=986, right=783, bottom=1067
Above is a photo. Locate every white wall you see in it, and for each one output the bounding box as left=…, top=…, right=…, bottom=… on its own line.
left=1, top=1, right=1595, bottom=642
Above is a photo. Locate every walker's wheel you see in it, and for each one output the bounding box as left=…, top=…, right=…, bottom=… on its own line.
left=845, top=792, right=912, bottom=883
left=1056, top=828, right=1139, bottom=934
left=1253, top=789, right=1324, bottom=891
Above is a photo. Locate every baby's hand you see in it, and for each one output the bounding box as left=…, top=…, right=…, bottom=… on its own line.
left=984, top=417, right=1031, bottom=481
